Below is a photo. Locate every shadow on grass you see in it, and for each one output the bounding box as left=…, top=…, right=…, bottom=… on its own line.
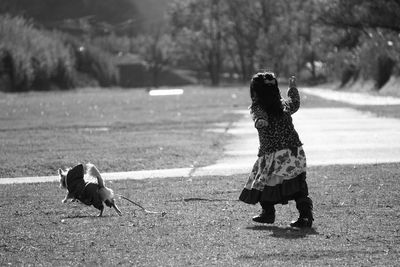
left=61, top=213, right=106, bottom=220
left=246, top=225, right=319, bottom=239
left=62, top=214, right=101, bottom=219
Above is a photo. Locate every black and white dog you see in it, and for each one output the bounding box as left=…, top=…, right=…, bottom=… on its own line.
left=59, top=163, right=122, bottom=217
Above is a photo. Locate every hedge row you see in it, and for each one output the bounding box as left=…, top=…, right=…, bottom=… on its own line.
left=0, top=15, right=118, bottom=92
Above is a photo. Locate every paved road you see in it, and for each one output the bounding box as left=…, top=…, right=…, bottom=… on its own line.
left=302, top=88, right=400, bottom=105
left=199, top=107, right=400, bottom=176
left=2, top=88, right=400, bottom=184
left=198, top=88, right=400, bottom=175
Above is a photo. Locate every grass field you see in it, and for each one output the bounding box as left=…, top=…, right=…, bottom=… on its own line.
left=1, top=84, right=390, bottom=178
left=1, top=85, right=400, bottom=266
left=1, top=163, right=399, bottom=266
left=0, top=86, right=250, bottom=178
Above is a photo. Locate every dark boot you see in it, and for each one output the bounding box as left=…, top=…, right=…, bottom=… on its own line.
left=252, top=204, right=275, bottom=224
left=290, top=197, right=313, bottom=228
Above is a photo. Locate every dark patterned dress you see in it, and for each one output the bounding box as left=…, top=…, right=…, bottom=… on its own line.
left=239, top=86, right=308, bottom=205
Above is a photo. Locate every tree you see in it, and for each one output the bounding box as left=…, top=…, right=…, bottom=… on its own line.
left=169, top=0, right=225, bottom=86
left=319, top=0, right=400, bottom=33
left=131, top=24, right=176, bottom=87
left=223, top=0, right=264, bottom=82
left=0, top=0, right=143, bottom=36
left=318, top=0, right=400, bottom=87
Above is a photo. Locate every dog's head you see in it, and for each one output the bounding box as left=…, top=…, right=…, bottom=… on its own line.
left=58, top=168, right=69, bottom=189
left=58, top=164, right=85, bottom=190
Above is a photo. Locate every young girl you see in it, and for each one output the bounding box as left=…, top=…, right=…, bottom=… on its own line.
left=239, top=71, right=313, bottom=228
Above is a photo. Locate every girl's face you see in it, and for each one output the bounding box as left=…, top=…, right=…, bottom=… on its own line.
left=251, top=89, right=259, bottom=102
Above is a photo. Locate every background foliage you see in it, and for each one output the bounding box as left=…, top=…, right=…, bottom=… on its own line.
left=0, top=0, right=399, bottom=91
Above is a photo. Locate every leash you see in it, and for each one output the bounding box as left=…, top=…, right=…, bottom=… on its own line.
left=167, top=197, right=236, bottom=202
left=117, top=194, right=166, bottom=216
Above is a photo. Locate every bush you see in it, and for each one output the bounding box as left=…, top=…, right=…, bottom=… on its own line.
left=60, top=34, right=119, bottom=87
left=75, top=43, right=119, bottom=87
left=0, top=14, right=76, bottom=91
left=376, top=55, right=395, bottom=89
left=340, top=64, right=359, bottom=87
left=354, top=30, right=398, bottom=89
left=325, top=29, right=399, bottom=89
left=0, top=14, right=119, bottom=91
left=92, top=34, right=131, bottom=54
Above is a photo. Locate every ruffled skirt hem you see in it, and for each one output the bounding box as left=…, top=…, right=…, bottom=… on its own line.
left=239, top=146, right=308, bottom=205
left=239, top=172, right=308, bottom=204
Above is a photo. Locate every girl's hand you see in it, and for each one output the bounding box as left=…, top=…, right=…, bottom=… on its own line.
left=289, top=76, right=296, bottom=88
left=255, top=119, right=268, bottom=128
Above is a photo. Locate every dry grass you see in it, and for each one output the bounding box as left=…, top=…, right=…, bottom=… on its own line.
left=1, top=85, right=400, bottom=265
left=0, top=85, right=352, bottom=179
left=0, top=86, right=247, bottom=178
left=0, top=163, right=399, bottom=266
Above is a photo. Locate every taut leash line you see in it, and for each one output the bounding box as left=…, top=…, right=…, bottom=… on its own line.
left=117, top=194, right=166, bottom=216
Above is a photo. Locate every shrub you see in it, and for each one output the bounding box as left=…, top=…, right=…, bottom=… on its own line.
left=76, top=43, right=119, bottom=87
left=92, top=34, right=131, bottom=54
left=60, top=34, right=119, bottom=87
left=340, top=64, right=359, bottom=87
left=376, top=55, right=395, bottom=89
left=0, top=14, right=76, bottom=91
left=353, top=30, right=398, bottom=89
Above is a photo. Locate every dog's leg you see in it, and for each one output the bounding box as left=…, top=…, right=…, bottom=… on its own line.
left=62, top=192, right=76, bottom=203
left=98, top=207, right=104, bottom=217
left=62, top=192, right=71, bottom=203
left=104, top=198, right=122, bottom=216
left=112, top=203, right=122, bottom=216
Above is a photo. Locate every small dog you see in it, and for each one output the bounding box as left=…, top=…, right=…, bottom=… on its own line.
left=59, top=163, right=122, bottom=217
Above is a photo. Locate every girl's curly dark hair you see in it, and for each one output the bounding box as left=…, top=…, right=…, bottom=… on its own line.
left=250, top=71, right=283, bottom=116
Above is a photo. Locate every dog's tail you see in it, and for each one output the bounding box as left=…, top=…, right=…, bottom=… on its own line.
left=86, top=163, right=105, bottom=188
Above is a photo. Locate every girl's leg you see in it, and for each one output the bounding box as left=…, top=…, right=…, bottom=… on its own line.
left=290, top=196, right=313, bottom=228
left=288, top=172, right=314, bottom=228
left=252, top=202, right=275, bottom=224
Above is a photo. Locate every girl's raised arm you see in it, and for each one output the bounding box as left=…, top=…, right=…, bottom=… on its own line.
left=284, top=76, right=300, bottom=114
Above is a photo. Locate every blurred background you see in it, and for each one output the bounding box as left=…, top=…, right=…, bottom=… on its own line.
left=0, top=0, right=399, bottom=92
